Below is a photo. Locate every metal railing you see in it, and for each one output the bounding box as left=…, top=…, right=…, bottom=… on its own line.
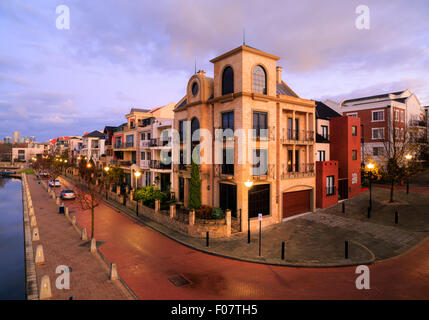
left=149, top=160, right=171, bottom=170
left=280, top=163, right=315, bottom=179
left=281, top=129, right=314, bottom=142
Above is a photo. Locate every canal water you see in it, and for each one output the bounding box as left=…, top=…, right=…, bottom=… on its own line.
left=0, top=177, right=25, bottom=300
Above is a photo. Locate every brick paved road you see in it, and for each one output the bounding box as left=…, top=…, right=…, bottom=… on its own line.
left=28, top=176, right=132, bottom=300
left=57, top=176, right=429, bottom=299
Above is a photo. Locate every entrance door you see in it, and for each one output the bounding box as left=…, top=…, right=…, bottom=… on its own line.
left=283, top=190, right=310, bottom=218
left=178, top=177, right=184, bottom=202
left=338, top=179, right=348, bottom=200
left=160, top=173, right=170, bottom=192
left=219, top=183, right=237, bottom=217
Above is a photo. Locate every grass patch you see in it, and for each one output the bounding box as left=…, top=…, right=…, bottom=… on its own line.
left=18, top=168, right=34, bottom=174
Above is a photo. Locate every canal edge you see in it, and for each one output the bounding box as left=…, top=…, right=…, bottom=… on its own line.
left=22, top=173, right=39, bottom=300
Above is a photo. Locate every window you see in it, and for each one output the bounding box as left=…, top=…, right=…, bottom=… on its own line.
left=321, top=125, right=328, bottom=139
left=147, top=152, right=151, bottom=160
left=222, top=148, right=234, bottom=175
left=252, top=149, right=268, bottom=175
left=248, top=184, right=270, bottom=218
left=326, top=176, right=335, bottom=196
left=141, top=133, right=145, bottom=140
left=222, top=111, right=234, bottom=131
left=115, top=137, right=122, bottom=148
left=253, top=111, right=268, bottom=138
left=317, top=150, right=326, bottom=161
left=179, top=120, right=184, bottom=142
left=352, top=126, right=357, bottom=136
left=130, top=120, right=135, bottom=129
left=352, top=150, right=357, bottom=160
left=372, top=128, right=384, bottom=139
left=147, top=132, right=151, bottom=140
left=373, top=147, right=384, bottom=156
left=252, top=65, right=267, bottom=94
left=401, top=110, right=404, bottom=122
left=394, top=128, right=400, bottom=139
left=394, top=110, right=399, bottom=121
left=191, top=117, right=200, bottom=141
left=347, top=113, right=358, bottom=117
left=191, top=82, right=199, bottom=96
left=222, top=66, right=234, bottom=95
left=372, top=110, right=384, bottom=122
left=126, top=135, right=134, bottom=147
left=140, top=152, right=145, bottom=160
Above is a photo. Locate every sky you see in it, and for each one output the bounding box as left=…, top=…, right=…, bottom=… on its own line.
left=0, top=0, right=428, bottom=142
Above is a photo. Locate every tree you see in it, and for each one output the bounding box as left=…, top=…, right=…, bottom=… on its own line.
left=378, top=118, right=421, bottom=202
left=189, top=160, right=201, bottom=209
left=134, top=185, right=163, bottom=208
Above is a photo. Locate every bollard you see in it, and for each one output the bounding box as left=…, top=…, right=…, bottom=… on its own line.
left=30, top=216, right=37, bottom=227
left=345, top=241, right=349, bottom=259
left=170, top=204, right=176, bottom=219
left=247, top=218, right=250, bottom=244
left=281, top=241, right=285, bottom=260
left=71, top=216, right=76, bottom=226
left=56, top=197, right=60, bottom=205
left=342, top=202, right=345, bottom=213
left=90, top=238, right=97, bottom=253
left=29, top=207, right=34, bottom=217
left=35, top=244, right=45, bottom=265
left=109, top=263, right=119, bottom=280
left=367, top=207, right=371, bottom=219
left=395, top=211, right=399, bottom=224
left=155, top=199, right=160, bottom=212
left=189, top=209, right=195, bottom=226
left=65, top=207, right=69, bottom=218
left=206, top=231, right=209, bottom=247
left=81, top=228, right=88, bottom=241
left=32, top=227, right=40, bottom=241
left=39, top=275, right=52, bottom=300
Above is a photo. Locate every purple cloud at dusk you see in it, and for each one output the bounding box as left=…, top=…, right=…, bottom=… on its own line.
left=0, top=0, right=428, bottom=141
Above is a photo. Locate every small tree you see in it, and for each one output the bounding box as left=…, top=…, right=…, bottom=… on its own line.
left=134, top=185, right=163, bottom=208
left=189, top=161, right=201, bottom=209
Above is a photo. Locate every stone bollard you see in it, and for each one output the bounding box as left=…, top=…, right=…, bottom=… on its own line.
left=32, top=227, right=40, bottom=241
left=170, top=204, right=176, bottom=219
left=71, top=216, right=76, bottom=226
left=56, top=197, right=60, bottom=205
left=35, top=244, right=45, bottom=265
left=39, top=275, right=52, bottom=300
left=116, top=187, right=121, bottom=195
left=155, top=199, right=160, bottom=213
left=90, top=238, right=97, bottom=253
left=189, top=209, right=195, bottom=226
left=30, top=216, right=37, bottom=227
left=225, top=209, right=232, bottom=237
left=81, top=228, right=88, bottom=241
left=109, top=262, right=119, bottom=280
left=51, top=193, right=56, bottom=200
left=65, top=207, right=69, bottom=219
left=29, top=207, right=34, bottom=217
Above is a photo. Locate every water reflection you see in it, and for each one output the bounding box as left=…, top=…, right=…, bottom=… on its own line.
left=0, top=178, right=25, bottom=300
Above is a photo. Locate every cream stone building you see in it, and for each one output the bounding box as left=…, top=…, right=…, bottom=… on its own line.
left=172, top=45, right=316, bottom=232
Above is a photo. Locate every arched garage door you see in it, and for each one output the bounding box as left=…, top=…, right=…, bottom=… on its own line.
left=283, top=190, right=311, bottom=219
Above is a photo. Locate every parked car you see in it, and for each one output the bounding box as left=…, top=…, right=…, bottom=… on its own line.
left=60, top=189, right=76, bottom=200
left=48, top=179, right=61, bottom=187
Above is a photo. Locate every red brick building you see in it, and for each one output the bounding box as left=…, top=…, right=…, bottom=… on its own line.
left=316, top=161, right=338, bottom=208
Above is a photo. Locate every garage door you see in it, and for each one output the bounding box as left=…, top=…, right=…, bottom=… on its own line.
left=283, top=190, right=311, bottom=218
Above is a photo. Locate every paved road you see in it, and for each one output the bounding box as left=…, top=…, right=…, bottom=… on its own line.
left=57, top=177, right=429, bottom=299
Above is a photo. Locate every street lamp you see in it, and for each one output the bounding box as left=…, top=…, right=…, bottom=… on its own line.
left=244, top=178, right=254, bottom=188
left=134, top=170, right=141, bottom=189
left=366, top=162, right=375, bottom=210
left=405, top=154, right=413, bottom=194
left=104, top=166, right=110, bottom=173
left=87, top=162, right=92, bottom=169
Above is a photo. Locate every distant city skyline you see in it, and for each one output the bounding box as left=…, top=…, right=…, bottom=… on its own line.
left=1, top=1, right=428, bottom=141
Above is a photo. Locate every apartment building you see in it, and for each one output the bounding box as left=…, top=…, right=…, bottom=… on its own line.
left=81, top=131, right=105, bottom=162
left=12, top=143, right=46, bottom=163
left=327, top=90, right=426, bottom=161
left=112, top=105, right=174, bottom=188
left=172, top=45, right=316, bottom=232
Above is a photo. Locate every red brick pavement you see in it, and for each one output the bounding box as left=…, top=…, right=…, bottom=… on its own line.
left=28, top=176, right=132, bottom=300
left=374, top=184, right=429, bottom=195
left=58, top=177, right=429, bottom=300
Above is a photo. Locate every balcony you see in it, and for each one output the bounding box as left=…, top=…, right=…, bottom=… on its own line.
left=113, top=142, right=135, bottom=150
left=150, top=138, right=171, bottom=147
left=280, top=163, right=315, bottom=179
left=281, top=129, right=314, bottom=144
left=140, top=140, right=151, bottom=148
left=409, top=120, right=426, bottom=127
left=149, top=160, right=171, bottom=170
left=140, top=159, right=150, bottom=168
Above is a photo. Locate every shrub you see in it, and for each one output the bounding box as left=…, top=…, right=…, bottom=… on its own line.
left=195, top=205, right=212, bottom=219
left=134, top=185, right=163, bottom=208
left=211, top=207, right=223, bottom=219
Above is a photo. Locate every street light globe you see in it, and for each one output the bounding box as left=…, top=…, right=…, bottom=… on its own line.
left=405, top=154, right=412, bottom=160
left=367, top=163, right=375, bottom=170
left=87, top=163, right=92, bottom=168
left=134, top=171, right=141, bottom=178
left=104, top=166, right=110, bottom=172
left=64, top=160, right=68, bottom=163
left=244, top=179, right=254, bottom=188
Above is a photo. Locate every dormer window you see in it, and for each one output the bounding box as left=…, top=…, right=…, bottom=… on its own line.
left=222, top=66, right=234, bottom=95
left=252, top=65, right=267, bottom=94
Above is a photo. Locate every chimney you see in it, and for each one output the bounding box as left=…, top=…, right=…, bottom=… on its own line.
left=197, top=70, right=206, bottom=77
left=276, top=66, right=282, bottom=83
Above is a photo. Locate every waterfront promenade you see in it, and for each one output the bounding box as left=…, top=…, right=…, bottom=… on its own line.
left=26, top=175, right=133, bottom=300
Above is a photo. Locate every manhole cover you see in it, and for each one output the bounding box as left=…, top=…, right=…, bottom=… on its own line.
left=168, top=275, right=191, bottom=287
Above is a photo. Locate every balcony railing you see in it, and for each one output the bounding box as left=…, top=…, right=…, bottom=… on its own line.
left=150, top=138, right=171, bottom=147
left=149, top=160, right=171, bottom=170
left=409, top=120, right=427, bottom=127
left=140, top=140, right=151, bottom=148
left=140, top=160, right=150, bottom=168
left=113, top=142, right=135, bottom=149
left=281, top=129, right=314, bottom=143
left=280, top=163, right=315, bottom=179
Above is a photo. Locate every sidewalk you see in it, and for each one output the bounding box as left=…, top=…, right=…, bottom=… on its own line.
left=27, top=175, right=133, bottom=300
left=60, top=175, right=428, bottom=267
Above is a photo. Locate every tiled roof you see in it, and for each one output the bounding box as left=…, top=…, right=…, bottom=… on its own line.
left=83, top=130, right=105, bottom=138
left=175, top=98, right=187, bottom=111
left=130, top=108, right=151, bottom=113
left=276, top=82, right=298, bottom=97
left=315, top=101, right=342, bottom=120
left=342, top=90, right=406, bottom=104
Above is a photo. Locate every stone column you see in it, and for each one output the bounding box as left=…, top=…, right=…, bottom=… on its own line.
left=189, top=209, right=195, bottom=226
left=170, top=204, right=176, bottom=219
left=155, top=199, right=160, bottom=212
left=225, top=209, right=231, bottom=237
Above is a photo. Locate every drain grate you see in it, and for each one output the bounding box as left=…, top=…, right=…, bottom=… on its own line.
left=168, top=275, right=191, bottom=287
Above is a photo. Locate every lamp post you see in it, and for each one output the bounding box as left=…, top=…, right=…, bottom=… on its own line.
left=244, top=178, right=254, bottom=244
left=405, top=154, right=412, bottom=194
left=366, top=162, right=374, bottom=210
left=104, top=166, right=110, bottom=199
left=134, top=171, right=142, bottom=216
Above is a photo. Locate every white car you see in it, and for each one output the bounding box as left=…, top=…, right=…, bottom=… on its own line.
left=48, top=179, right=61, bottom=187
left=60, top=189, right=76, bottom=200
